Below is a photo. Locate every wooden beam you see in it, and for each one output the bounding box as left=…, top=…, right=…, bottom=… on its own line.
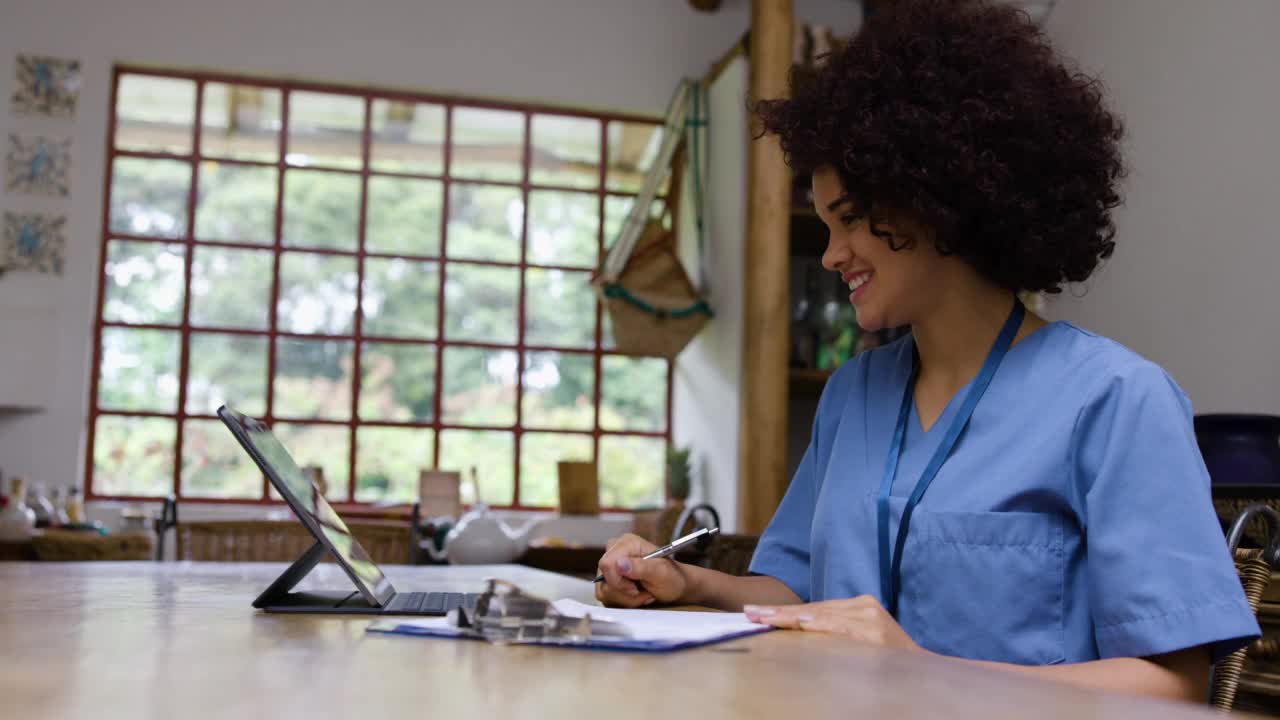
left=703, top=32, right=748, bottom=87
left=739, top=0, right=794, bottom=535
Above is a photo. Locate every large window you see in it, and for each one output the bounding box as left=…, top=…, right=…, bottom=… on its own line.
left=87, top=67, right=672, bottom=509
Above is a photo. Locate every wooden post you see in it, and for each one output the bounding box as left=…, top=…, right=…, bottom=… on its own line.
left=739, top=0, right=793, bottom=535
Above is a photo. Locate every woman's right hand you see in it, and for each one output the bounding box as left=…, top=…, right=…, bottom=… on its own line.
left=594, top=533, right=693, bottom=608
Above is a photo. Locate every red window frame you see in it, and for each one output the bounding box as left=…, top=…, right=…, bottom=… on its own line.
left=86, top=65, right=674, bottom=509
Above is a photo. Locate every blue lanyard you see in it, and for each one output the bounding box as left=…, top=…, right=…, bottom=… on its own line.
left=876, top=299, right=1025, bottom=617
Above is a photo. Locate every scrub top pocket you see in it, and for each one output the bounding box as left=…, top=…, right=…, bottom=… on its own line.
left=899, top=509, right=1066, bottom=665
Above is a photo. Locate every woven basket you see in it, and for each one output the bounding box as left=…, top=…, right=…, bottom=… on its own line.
left=601, top=221, right=709, bottom=359
left=31, top=530, right=154, bottom=561
left=175, top=520, right=412, bottom=565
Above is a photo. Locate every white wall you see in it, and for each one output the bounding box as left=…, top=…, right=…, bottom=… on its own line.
left=1043, top=0, right=1280, bottom=413
left=673, top=56, right=749, bottom=533
left=0, top=0, right=861, bottom=520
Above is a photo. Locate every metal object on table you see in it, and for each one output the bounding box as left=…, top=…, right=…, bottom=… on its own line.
left=154, top=495, right=177, bottom=561
left=451, top=578, right=631, bottom=645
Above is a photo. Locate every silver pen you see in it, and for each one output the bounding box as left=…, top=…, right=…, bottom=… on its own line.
left=593, top=527, right=720, bottom=583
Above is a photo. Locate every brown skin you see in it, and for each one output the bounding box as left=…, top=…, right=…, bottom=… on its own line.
left=596, top=167, right=1211, bottom=703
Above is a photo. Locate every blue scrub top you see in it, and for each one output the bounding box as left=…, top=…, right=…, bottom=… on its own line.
left=750, top=321, right=1260, bottom=665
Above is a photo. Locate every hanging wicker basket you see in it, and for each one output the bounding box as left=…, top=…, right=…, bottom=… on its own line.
left=596, top=79, right=712, bottom=360
left=599, top=219, right=711, bottom=359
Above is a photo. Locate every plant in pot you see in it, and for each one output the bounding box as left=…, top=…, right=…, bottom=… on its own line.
left=667, top=447, right=693, bottom=506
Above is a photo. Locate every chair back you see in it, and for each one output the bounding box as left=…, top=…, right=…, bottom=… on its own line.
left=700, top=533, right=759, bottom=577
left=1211, top=503, right=1280, bottom=711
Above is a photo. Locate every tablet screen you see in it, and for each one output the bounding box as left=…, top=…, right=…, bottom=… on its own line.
left=217, top=405, right=395, bottom=606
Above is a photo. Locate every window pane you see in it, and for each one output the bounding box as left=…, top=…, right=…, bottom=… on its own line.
left=522, top=351, right=594, bottom=431
left=274, top=337, right=355, bottom=420
left=356, top=426, right=434, bottom=503
left=527, top=190, right=598, bottom=268
left=92, top=416, right=175, bottom=497
left=102, top=240, right=185, bottom=325
left=190, top=246, right=273, bottom=330
left=606, top=121, right=663, bottom=194
left=441, top=346, right=516, bottom=426
left=186, top=333, right=269, bottom=416
left=273, top=422, right=351, bottom=501
left=443, top=263, right=519, bottom=343
left=359, top=341, right=436, bottom=422
left=447, top=183, right=522, bottom=263
left=181, top=418, right=262, bottom=499
left=115, top=75, right=195, bottom=154
left=599, top=435, right=665, bottom=509
left=195, top=162, right=277, bottom=244
left=530, top=115, right=600, bottom=189
left=283, top=169, right=360, bottom=250
left=371, top=100, right=444, bottom=175
left=98, top=328, right=180, bottom=412
left=362, top=258, right=438, bottom=339
left=439, top=429, right=513, bottom=506
left=201, top=83, right=281, bottom=162
left=602, top=311, right=616, bottom=351
left=110, top=157, right=190, bottom=238
left=287, top=91, right=364, bottom=169
left=277, top=251, right=358, bottom=335
left=604, top=195, right=667, bottom=246
left=520, top=432, right=593, bottom=508
left=451, top=107, right=524, bottom=182
left=524, top=269, right=596, bottom=349
left=600, top=355, right=667, bottom=432
left=366, top=176, right=441, bottom=256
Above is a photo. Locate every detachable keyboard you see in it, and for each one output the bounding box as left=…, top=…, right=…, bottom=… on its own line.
left=382, top=591, right=479, bottom=616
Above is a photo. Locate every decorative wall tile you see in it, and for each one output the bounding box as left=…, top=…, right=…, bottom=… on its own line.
left=11, top=54, right=81, bottom=117
left=2, top=212, right=66, bottom=274
left=5, top=134, right=71, bottom=197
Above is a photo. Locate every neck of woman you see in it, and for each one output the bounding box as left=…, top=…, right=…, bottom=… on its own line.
left=909, top=279, right=1041, bottom=393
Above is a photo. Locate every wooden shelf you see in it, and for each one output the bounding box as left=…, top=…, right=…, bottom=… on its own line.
left=789, top=367, right=833, bottom=395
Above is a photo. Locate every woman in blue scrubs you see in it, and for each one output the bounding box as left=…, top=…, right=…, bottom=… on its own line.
left=596, top=0, right=1259, bottom=702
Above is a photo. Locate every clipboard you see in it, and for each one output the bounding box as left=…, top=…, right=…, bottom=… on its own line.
left=367, top=579, right=771, bottom=652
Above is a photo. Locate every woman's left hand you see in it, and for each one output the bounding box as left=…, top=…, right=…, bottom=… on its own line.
left=743, top=595, right=926, bottom=653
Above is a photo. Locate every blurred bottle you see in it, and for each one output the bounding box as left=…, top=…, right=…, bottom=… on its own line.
left=65, top=488, right=86, bottom=525
left=50, top=487, right=70, bottom=526
left=791, top=264, right=819, bottom=369
left=0, top=477, right=36, bottom=541
left=26, top=481, right=55, bottom=529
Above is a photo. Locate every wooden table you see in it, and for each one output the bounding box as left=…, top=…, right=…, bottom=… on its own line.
left=0, top=562, right=1245, bottom=720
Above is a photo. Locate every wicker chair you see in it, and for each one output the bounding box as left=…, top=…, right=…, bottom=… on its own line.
left=174, top=519, right=413, bottom=565
left=666, top=503, right=760, bottom=577
left=1211, top=504, right=1280, bottom=711
left=696, top=533, right=759, bottom=577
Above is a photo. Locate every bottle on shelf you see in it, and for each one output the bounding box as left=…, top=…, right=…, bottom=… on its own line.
left=50, top=487, right=70, bottom=527
left=790, top=264, right=821, bottom=369
left=26, top=481, right=55, bottom=529
left=65, top=488, right=86, bottom=525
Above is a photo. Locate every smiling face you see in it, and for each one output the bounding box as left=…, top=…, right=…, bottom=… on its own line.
left=812, top=166, right=957, bottom=333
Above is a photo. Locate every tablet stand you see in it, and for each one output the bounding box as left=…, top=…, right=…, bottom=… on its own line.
left=252, top=541, right=380, bottom=613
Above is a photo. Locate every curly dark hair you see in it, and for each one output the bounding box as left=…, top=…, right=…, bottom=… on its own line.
left=756, top=0, right=1124, bottom=293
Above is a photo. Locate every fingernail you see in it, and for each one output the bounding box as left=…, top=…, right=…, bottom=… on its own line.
left=618, top=558, right=632, bottom=574
left=743, top=605, right=774, bottom=618
left=796, top=614, right=814, bottom=624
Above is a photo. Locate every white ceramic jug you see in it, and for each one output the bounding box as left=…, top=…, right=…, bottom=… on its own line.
left=0, top=477, right=37, bottom=541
